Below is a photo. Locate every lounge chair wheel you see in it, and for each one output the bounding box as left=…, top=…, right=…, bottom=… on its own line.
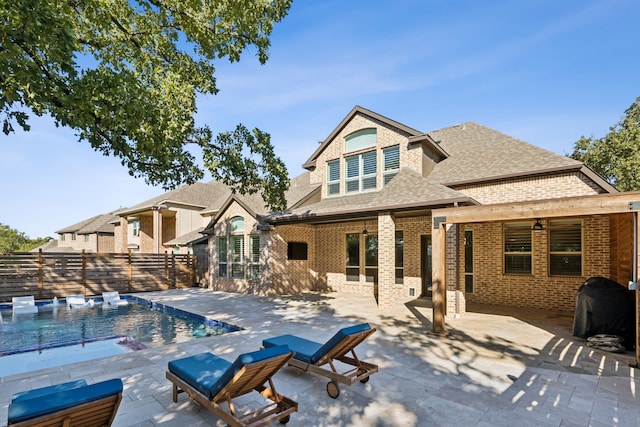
left=326, top=381, right=340, bottom=399
left=279, top=415, right=291, bottom=424
left=360, top=375, right=370, bottom=383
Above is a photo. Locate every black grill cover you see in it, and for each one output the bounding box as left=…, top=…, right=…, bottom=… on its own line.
left=572, top=276, right=634, bottom=349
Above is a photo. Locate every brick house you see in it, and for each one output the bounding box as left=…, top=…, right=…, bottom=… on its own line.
left=203, top=106, right=640, bottom=319
left=51, top=210, right=123, bottom=253
left=113, top=181, right=231, bottom=254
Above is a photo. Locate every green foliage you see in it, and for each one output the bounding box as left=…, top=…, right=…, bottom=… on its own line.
left=0, top=0, right=292, bottom=210
left=570, top=97, right=640, bottom=191
left=0, top=223, right=52, bottom=253
left=204, top=124, right=289, bottom=211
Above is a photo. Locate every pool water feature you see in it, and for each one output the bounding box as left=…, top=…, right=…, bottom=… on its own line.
left=0, top=296, right=242, bottom=376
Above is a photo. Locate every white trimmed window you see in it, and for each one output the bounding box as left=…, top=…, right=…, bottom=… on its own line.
left=345, top=151, right=377, bottom=193
left=327, top=159, right=340, bottom=196
left=218, top=237, right=227, bottom=277
left=132, top=219, right=140, bottom=237
left=249, top=235, right=260, bottom=280
left=230, top=235, right=244, bottom=278
left=383, top=145, right=400, bottom=185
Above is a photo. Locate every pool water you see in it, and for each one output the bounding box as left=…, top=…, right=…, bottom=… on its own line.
left=0, top=296, right=241, bottom=376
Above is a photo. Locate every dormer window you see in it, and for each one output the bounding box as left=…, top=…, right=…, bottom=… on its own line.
left=383, top=145, right=400, bottom=185
left=346, top=151, right=377, bottom=193
left=327, top=160, right=340, bottom=196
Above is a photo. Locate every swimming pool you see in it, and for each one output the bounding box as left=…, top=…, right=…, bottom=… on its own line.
left=0, top=295, right=242, bottom=376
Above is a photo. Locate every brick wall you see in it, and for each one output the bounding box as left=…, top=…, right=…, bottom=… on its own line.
left=455, top=172, right=604, bottom=204
left=140, top=215, right=154, bottom=253
left=265, top=224, right=320, bottom=293
left=460, top=216, right=611, bottom=311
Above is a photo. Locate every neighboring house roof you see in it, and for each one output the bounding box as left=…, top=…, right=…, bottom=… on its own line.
left=270, top=168, right=476, bottom=224
left=56, top=210, right=124, bottom=235
left=30, top=239, right=79, bottom=253
left=201, top=171, right=321, bottom=233
left=164, top=228, right=206, bottom=246
left=118, top=181, right=229, bottom=215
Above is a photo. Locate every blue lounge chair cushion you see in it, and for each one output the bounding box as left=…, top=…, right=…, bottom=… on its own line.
left=8, top=378, right=123, bottom=424
left=262, top=335, right=321, bottom=364
left=168, top=345, right=291, bottom=400
left=263, top=323, right=371, bottom=365
left=11, top=380, right=88, bottom=403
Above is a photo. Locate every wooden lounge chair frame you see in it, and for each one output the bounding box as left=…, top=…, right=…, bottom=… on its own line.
left=8, top=380, right=122, bottom=427
left=9, top=394, right=122, bottom=427
left=166, top=350, right=298, bottom=427
left=265, top=326, right=378, bottom=399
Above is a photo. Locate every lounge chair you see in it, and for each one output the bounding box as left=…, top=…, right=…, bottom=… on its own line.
left=102, top=291, right=128, bottom=308
left=262, top=323, right=378, bottom=399
left=166, top=345, right=297, bottom=426
left=65, top=294, right=95, bottom=309
left=12, top=296, right=38, bottom=315
left=7, top=378, right=123, bottom=427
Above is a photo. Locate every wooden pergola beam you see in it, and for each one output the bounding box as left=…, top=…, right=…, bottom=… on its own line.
left=434, top=191, right=640, bottom=225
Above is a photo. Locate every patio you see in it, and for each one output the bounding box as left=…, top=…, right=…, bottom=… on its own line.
left=1, top=289, right=638, bottom=426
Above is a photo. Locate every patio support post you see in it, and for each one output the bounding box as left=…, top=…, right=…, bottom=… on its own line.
left=432, top=217, right=447, bottom=334
left=634, top=210, right=640, bottom=368
left=378, top=213, right=396, bottom=310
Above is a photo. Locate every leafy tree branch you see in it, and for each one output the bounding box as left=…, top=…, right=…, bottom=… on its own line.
left=1, top=0, right=292, bottom=210
left=570, top=97, right=640, bottom=191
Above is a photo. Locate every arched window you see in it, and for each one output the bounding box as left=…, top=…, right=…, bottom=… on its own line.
left=345, top=128, right=376, bottom=152
left=230, top=216, right=244, bottom=232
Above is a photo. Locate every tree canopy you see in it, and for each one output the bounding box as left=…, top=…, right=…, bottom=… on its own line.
left=0, top=223, right=51, bottom=253
left=570, top=97, right=640, bottom=192
left=1, top=0, right=292, bottom=210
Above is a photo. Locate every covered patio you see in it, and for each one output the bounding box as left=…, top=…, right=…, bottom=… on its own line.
left=431, top=191, right=640, bottom=365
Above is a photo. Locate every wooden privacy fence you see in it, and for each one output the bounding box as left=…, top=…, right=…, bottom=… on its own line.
left=0, top=250, right=196, bottom=302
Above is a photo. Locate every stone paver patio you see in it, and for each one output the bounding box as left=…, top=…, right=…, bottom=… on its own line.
left=1, top=289, right=639, bottom=426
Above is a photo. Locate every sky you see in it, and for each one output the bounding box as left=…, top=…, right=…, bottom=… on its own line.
left=2, top=0, right=640, bottom=239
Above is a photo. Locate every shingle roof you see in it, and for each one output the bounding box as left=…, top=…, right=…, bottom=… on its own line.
left=119, top=181, right=229, bottom=215
left=271, top=168, right=474, bottom=223
left=427, top=122, right=582, bottom=185
left=30, top=239, right=79, bottom=253
left=164, top=228, right=205, bottom=246
left=56, top=210, right=124, bottom=234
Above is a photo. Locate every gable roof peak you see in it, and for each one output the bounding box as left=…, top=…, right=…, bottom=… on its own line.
left=302, top=105, right=423, bottom=170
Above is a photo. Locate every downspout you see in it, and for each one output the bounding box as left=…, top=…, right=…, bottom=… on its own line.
left=454, top=202, right=460, bottom=318
left=455, top=224, right=460, bottom=318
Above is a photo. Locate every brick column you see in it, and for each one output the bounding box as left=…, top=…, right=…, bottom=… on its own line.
left=378, top=212, right=396, bottom=310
